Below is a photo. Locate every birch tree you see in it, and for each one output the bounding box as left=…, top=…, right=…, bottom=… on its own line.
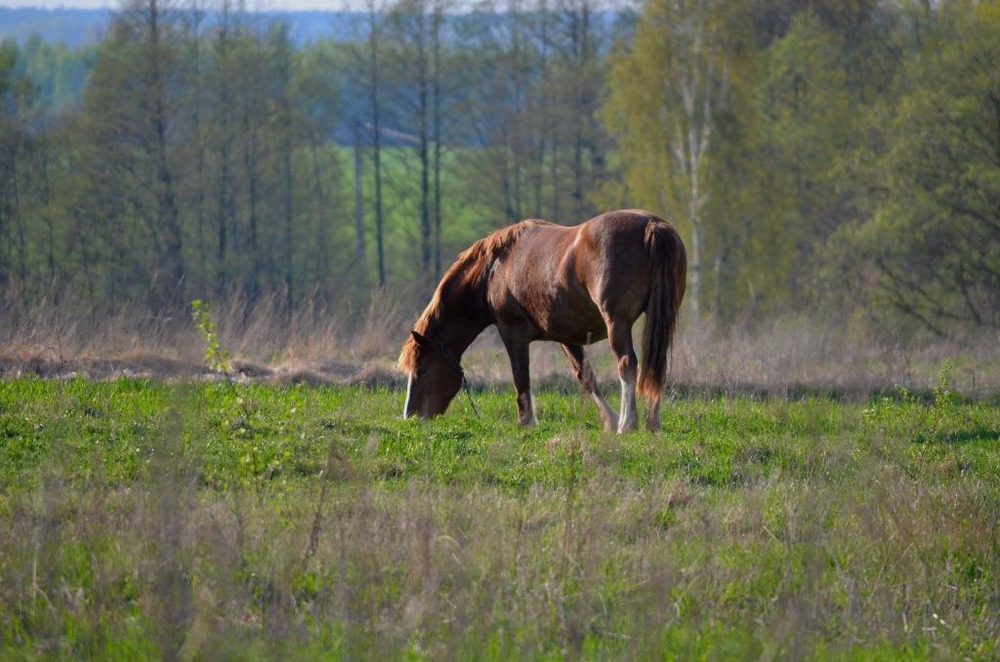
left=603, top=0, right=737, bottom=326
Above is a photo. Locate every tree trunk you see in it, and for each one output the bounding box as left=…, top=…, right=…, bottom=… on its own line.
left=146, top=0, right=185, bottom=310
left=353, top=120, right=367, bottom=279
left=367, top=2, right=387, bottom=289
left=432, top=1, right=443, bottom=278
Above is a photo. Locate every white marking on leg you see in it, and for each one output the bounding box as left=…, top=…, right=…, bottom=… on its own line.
left=618, top=377, right=637, bottom=433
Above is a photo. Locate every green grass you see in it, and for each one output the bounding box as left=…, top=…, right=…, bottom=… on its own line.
left=1, top=376, right=998, bottom=659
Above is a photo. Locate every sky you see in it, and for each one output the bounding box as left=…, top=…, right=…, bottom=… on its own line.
left=0, top=0, right=354, bottom=10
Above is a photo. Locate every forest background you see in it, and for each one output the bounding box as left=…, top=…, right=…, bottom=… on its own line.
left=1, top=0, right=999, bottom=371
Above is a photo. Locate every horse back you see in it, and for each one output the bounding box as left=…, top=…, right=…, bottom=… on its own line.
left=488, top=210, right=671, bottom=344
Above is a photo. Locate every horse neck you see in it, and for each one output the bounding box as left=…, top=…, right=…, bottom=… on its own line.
left=429, top=278, right=490, bottom=360
left=429, top=310, right=487, bottom=361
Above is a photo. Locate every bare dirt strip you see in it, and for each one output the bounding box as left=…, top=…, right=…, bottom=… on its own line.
left=0, top=354, right=406, bottom=389
left=2, top=352, right=958, bottom=403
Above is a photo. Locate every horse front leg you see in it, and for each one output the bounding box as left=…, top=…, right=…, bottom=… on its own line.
left=560, top=343, right=618, bottom=432
left=500, top=332, right=537, bottom=426
left=607, top=320, right=639, bottom=433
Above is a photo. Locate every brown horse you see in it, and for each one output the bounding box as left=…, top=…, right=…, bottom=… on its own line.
left=398, top=209, right=687, bottom=433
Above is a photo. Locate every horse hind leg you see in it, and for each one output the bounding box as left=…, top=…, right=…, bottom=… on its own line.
left=645, top=392, right=661, bottom=432
left=607, top=320, right=639, bottom=433
left=618, top=371, right=638, bottom=434
left=560, top=343, right=617, bottom=432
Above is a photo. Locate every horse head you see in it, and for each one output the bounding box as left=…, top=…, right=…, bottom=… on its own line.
left=400, top=330, right=464, bottom=419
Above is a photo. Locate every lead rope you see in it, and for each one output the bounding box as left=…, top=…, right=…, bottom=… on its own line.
left=432, top=335, right=479, bottom=417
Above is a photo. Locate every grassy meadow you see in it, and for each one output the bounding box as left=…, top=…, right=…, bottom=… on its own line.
left=1, top=370, right=998, bottom=659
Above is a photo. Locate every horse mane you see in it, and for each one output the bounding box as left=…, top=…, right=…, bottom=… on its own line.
left=398, top=220, right=542, bottom=375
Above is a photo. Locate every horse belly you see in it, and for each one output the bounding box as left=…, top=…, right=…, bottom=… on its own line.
left=520, top=256, right=608, bottom=344
left=534, top=295, right=607, bottom=344
left=492, top=278, right=605, bottom=344
left=489, top=233, right=600, bottom=343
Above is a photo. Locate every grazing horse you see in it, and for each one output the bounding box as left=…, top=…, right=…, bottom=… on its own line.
left=398, top=209, right=687, bottom=433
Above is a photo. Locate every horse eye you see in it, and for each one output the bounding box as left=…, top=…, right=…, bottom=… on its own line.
left=416, top=367, right=429, bottom=378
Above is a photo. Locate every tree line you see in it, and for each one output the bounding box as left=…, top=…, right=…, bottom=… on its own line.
left=1, top=0, right=997, bottom=339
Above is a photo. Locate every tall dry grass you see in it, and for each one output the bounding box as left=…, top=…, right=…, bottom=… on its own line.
left=2, top=286, right=998, bottom=396
left=0, top=286, right=414, bottom=375
left=5, top=419, right=997, bottom=658
left=457, top=316, right=1000, bottom=399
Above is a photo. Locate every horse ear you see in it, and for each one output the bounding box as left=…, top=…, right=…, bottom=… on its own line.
left=411, top=330, right=431, bottom=348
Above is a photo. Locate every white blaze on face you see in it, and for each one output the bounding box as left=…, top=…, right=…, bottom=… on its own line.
left=403, top=375, right=415, bottom=419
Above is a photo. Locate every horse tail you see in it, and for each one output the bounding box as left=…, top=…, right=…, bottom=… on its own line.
left=637, top=220, right=687, bottom=404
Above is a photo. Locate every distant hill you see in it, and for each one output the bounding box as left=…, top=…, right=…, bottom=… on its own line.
left=0, top=8, right=111, bottom=47
left=0, top=7, right=368, bottom=47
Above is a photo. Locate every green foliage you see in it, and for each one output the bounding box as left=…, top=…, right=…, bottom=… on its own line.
left=754, top=12, right=852, bottom=287
left=20, top=34, right=94, bottom=110
left=822, top=5, right=1000, bottom=335
left=2, top=1, right=1000, bottom=336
